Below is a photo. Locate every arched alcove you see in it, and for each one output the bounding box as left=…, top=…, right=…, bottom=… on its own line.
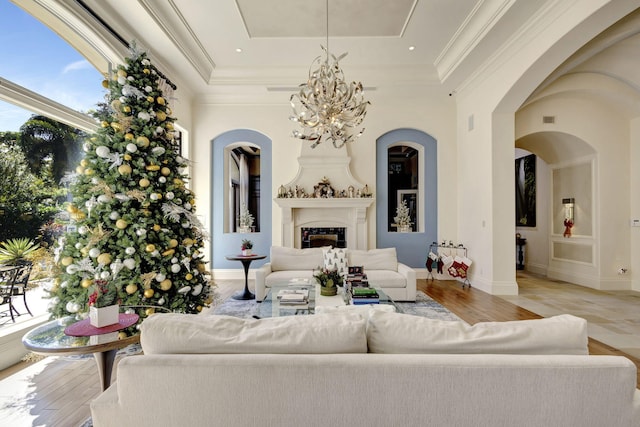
left=376, top=128, right=437, bottom=268
left=211, top=129, right=272, bottom=269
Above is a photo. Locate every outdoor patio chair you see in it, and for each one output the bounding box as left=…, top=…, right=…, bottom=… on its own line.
left=0, top=266, right=20, bottom=322
left=0, top=261, right=33, bottom=322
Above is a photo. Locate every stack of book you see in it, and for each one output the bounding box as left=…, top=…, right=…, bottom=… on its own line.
left=350, top=287, right=379, bottom=305
left=346, top=273, right=368, bottom=287
left=277, top=289, right=310, bottom=306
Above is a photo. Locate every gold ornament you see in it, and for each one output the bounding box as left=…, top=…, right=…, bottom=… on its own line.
left=116, top=219, right=128, bottom=229
left=161, top=167, right=171, bottom=176
left=143, top=288, right=154, bottom=298
left=146, top=164, right=160, bottom=171
left=118, top=164, right=132, bottom=175
left=61, top=256, right=74, bottom=266
left=80, top=159, right=89, bottom=167
left=143, top=68, right=151, bottom=74
left=101, top=80, right=109, bottom=88
left=139, top=178, right=150, bottom=188
left=145, top=244, right=156, bottom=253
left=156, top=97, right=165, bottom=105
left=147, top=96, right=154, bottom=103
left=123, top=105, right=132, bottom=113
left=110, top=122, right=122, bottom=132
left=84, top=168, right=94, bottom=176
left=153, top=224, right=161, bottom=231
left=162, top=248, right=175, bottom=257
left=101, top=121, right=109, bottom=128
left=137, top=136, right=150, bottom=147
left=145, top=307, right=156, bottom=316
left=159, top=279, right=172, bottom=291
left=156, top=111, right=167, bottom=122
left=117, top=69, right=127, bottom=77
left=126, top=283, right=138, bottom=294
left=97, top=253, right=112, bottom=265
left=123, top=154, right=132, bottom=161
left=185, top=273, right=193, bottom=281
left=81, top=278, right=92, bottom=288
left=168, top=239, right=178, bottom=248
left=125, top=133, right=134, bottom=141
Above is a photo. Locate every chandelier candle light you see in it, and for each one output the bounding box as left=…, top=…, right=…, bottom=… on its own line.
left=290, top=0, right=370, bottom=149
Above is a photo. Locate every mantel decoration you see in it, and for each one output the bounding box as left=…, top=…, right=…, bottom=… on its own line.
left=313, top=267, right=342, bottom=296
left=392, top=199, right=412, bottom=232
left=88, top=279, right=119, bottom=327
left=277, top=177, right=372, bottom=199
left=238, top=203, right=254, bottom=233
left=241, top=239, right=253, bottom=256
left=289, top=0, right=370, bottom=149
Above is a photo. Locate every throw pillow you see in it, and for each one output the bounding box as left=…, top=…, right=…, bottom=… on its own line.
left=323, top=247, right=348, bottom=277
left=140, top=312, right=368, bottom=354
left=366, top=312, right=588, bottom=355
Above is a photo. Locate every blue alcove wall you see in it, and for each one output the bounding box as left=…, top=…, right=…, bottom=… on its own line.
left=211, top=130, right=272, bottom=269
left=376, top=128, right=437, bottom=268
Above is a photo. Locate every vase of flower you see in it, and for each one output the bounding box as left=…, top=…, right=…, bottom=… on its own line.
left=241, top=239, right=253, bottom=256
left=88, top=279, right=120, bottom=327
left=313, top=267, right=341, bottom=296
left=90, top=304, right=119, bottom=328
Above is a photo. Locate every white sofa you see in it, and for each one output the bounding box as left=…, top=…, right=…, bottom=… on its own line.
left=254, top=246, right=416, bottom=302
left=91, top=311, right=640, bottom=427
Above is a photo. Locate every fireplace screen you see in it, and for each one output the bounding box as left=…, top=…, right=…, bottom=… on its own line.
left=301, top=227, right=346, bottom=248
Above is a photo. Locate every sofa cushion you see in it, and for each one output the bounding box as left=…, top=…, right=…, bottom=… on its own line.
left=367, top=312, right=588, bottom=355
left=348, top=248, right=398, bottom=271
left=323, top=247, right=348, bottom=276
left=315, top=304, right=396, bottom=318
left=141, top=312, right=368, bottom=354
left=366, top=270, right=406, bottom=288
left=270, top=246, right=325, bottom=271
left=265, top=270, right=316, bottom=286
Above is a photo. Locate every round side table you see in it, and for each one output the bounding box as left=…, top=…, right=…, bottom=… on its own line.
left=225, top=254, right=266, bottom=300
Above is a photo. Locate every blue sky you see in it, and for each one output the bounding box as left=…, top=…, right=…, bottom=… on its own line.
left=0, top=1, right=105, bottom=131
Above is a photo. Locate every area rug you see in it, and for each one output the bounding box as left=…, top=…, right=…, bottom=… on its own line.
left=212, top=291, right=463, bottom=322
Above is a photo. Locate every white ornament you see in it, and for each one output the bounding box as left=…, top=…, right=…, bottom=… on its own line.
left=109, top=211, right=120, bottom=220
left=184, top=202, right=192, bottom=210
left=142, top=59, right=151, bottom=66
left=170, top=264, right=181, bottom=273
left=123, top=258, right=136, bottom=269
left=92, top=177, right=100, bottom=184
left=159, top=177, right=167, bottom=183
left=60, top=281, right=68, bottom=288
left=96, top=146, right=110, bottom=158
left=178, top=286, right=191, bottom=294
left=171, top=257, right=178, bottom=264
left=145, top=85, right=152, bottom=92
left=100, top=271, right=110, bottom=279
left=83, top=142, right=91, bottom=152
left=125, top=247, right=136, bottom=255
left=191, top=284, right=203, bottom=296
left=165, top=192, right=174, bottom=200
left=155, top=273, right=166, bottom=282
left=152, top=147, right=165, bottom=155
left=176, top=156, right=186, bottom=164
left=78, top=226, right=88, bottom=235
left=66, top=301, right=80, bottom=313
left=66, top=265, right=78, bottom=274
left=126, top=143, right=138, bottom=153
left=157, top=297, right=165, bottom=305
left=75, top=243, right=82, bottom=249
left=138, top=111, right=151, bottom=121
left=136, top=228, right=147, bottom=236
left=119, top=96, right=127, bottom=104
left=117, top=76, right=127, bottom=85
left=150, top=193, right=159, bottom=201
left=97, top=194, right=112, bottom=204
left=127, top=76, right=134, bottom=81
left=151, top=250, right=160, bottom=257
left=115, top=193, right=131, bottom=201
left=89, top=248, right=100, bottom=258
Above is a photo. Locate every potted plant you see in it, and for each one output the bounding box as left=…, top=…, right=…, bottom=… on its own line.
left=313, top=267, right=342, bottom=296
left=392, top=199, right=412, bottom=232
left=241, top=239, right=253, bottom=256
left=0, top=237, right=39, bottom=265
left=238, top=203, right=254, bottom=233
left=88, top=279, right=120, bottom=327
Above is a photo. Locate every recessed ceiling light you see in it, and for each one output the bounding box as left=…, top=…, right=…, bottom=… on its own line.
left=235, top=48, right=243, bottom=53
left=408, top=46, right=415, bottom=51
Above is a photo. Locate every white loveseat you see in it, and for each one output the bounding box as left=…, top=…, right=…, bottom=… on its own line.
left=254, top=246, right=416, bottom=301
left=91, top=312, right=640, bottom=427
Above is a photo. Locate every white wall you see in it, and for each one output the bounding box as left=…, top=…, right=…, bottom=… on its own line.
left=515, top=75, right=632, bottom=290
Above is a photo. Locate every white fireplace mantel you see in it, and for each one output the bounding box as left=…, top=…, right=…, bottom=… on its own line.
left=275, top=197, right=375, bottom=249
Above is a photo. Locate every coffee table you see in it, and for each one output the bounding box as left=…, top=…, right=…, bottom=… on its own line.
left=22, top=316, right=139, bottom=391
left=256, top=282, right=399, bottom=318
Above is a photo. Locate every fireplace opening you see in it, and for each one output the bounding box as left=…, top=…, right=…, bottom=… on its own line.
left=301, top=227, right=346, bottom=248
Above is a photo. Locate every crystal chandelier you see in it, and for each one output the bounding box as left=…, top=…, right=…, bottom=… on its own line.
left=289, top=0, right=370, bottom=149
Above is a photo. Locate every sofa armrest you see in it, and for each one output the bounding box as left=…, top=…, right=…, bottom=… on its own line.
left=397, top=263, right=417, bottom=301
left=254, top=262, right=273, bottom=301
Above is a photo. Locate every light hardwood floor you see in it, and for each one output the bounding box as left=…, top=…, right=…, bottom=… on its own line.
left=1, top=274, right=639, bottom=426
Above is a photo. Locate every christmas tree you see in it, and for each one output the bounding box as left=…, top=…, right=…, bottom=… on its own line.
left=48, top=46, right=213, bottom=324
left=393, top=199, right=412, bottom=230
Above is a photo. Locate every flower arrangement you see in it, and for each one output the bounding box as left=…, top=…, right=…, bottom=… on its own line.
left=241, top=239, right=253, bottom=250
left=88, top=279, right=119, bottom=308
left=393, top=199, right=412, bottom=232
left=313, top=267, right=342, bottom=296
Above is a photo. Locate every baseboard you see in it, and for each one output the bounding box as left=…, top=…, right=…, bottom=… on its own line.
left=212, top=269, right=252, bottom=281
left=523, top=262, right=547, bottom=276
left=469, top=276, right=519, bottom=295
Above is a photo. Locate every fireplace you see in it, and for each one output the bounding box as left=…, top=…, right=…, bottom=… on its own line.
left=274, top=141, right=375, bottom=250
left=301, top=227, right=346, bottom=248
